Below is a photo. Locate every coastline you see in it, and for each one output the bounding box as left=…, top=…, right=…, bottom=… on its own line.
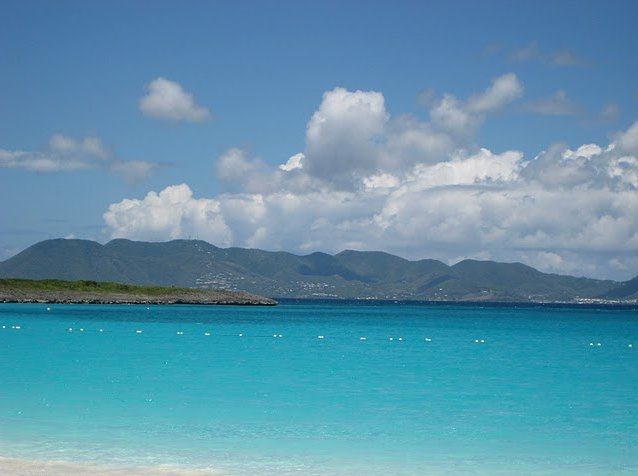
left=0, top=279, right=277, bottom=306
left=0, top=292, right=277, bottom=306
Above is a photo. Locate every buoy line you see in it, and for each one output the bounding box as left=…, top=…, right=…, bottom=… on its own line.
left=3, top=325, right=635, bottom=350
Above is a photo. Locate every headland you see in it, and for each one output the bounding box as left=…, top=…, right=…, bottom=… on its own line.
left=0, top=279, right=277, bottom=306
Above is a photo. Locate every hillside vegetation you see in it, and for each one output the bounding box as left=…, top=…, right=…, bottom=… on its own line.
left=0, top=278, right=276, bottom=305
left=0, top=238, right=634, bottom=302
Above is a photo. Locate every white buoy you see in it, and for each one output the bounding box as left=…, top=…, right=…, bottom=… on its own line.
left=480, top=339, right=485, bottom=343
left=424, top=338, right=432, bottom=342
left=597, top=343, right=602, bottom=347
left=68, top=328, right=73, bottom=332
left=99, top=329, right=103, bottom=332
left=318, top=335, right=324, bottom=339
left=389, top=337, right=394, bottom=341
left=15, top=326, right=21, bottom=330
left=239, top=333, right=243, bottom=337
left=204, top=332, right=210, bottom=336
left=589, top=342, right=594, bottom=346
left=474, top=339, right=479, bottom=343
left=136, top=330, right=142, bottom=334
left=176, top=331, right=184, bottom=335
left=629, top=344, right=633, bottom=348
left=46, top=307, right=51, bottom=311
left=278, top=334, right=283, bottom=338
left=360, top=337, right=367, bottom=341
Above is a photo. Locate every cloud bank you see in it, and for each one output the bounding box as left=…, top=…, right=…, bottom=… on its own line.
left=0, top=134, right=158, bottom=182
left=139, top=77, right=212, bottom=122
left=104, top=74, right=638, bottom=280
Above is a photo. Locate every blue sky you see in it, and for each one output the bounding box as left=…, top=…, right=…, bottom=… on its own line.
left=1, top=0, right=637, bottom=280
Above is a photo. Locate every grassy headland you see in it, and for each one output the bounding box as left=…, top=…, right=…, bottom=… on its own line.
left=0, top=278, right=276, bottom=305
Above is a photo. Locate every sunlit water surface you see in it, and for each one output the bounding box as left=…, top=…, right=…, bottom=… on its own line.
left=1, top=302, right=637, bottom=475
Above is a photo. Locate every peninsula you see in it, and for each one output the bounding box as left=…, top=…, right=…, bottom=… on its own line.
left=0, top=278, right=277, bottom=306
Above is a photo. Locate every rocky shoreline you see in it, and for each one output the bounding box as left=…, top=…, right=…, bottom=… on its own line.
left=0, top=289, right=277, bottom=306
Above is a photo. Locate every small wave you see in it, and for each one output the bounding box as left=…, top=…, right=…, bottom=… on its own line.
left=0, top=456, right=220, bottom=476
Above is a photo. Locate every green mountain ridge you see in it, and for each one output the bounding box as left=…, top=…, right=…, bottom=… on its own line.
left=0, top=238, right=634, bottom=302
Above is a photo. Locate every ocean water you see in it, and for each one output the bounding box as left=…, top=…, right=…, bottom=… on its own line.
left=0, top=302, right=637, bottom=475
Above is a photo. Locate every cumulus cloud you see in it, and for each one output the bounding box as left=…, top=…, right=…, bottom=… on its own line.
left=0, top=134, right=158, bottom=182
left=274, top=74, right=523, bottom=190
left=302, top=87, right=388, bottom=187
left=139, top=77, right=212, bottom=122
left=103, top=81, right=638, bottom=280
left=524, top=90, right=580, bottom=115
left=104, top=184, right=232, bottom=244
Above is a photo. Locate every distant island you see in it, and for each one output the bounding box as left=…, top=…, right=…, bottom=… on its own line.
left=0, top=279, right=277, bottom=306
left=0, top=238, right=637, bottom=304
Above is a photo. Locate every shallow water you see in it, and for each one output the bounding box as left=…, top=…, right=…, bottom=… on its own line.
left=1, top=302, right=637, bottom=475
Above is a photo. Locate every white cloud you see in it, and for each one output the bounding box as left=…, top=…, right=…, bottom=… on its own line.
left=524, top=90, right=580, bottom=115
left=279, top=153, right=304, bottom=171
left=139, top=77, right=212, bottom=122
left=467, top=73, right=524, bottom=113
left=303, top=87, right=388, bottom=187
left=0, top=134, right=158, bottom=182
left=562, top=144, right=603, bottom=160
left=406, top=148, right=522, bottom=189
left=430, top=94, right=477, bottom=137
left=431, top=73, right=523, bottom=138
left=104, top=184, right=232, bottom=244
left=103, top=83, right=638, bottom=280
left=215, top=148, right=266, bottom=182
left=616, top=121, right=638, bottom=154
left=288, top=74, right=522, bottom=190
left=383, top=115, right=454, bottom=168
left=363, top=172, right=400, bottom=190
left=0, top=135, right=109, bottom=172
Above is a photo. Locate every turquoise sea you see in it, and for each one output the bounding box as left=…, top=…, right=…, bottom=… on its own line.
left=1, top=302, right=637, bottom=475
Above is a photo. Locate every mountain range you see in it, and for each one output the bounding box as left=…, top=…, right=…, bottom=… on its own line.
left=0, top=238, right=636, bottom=303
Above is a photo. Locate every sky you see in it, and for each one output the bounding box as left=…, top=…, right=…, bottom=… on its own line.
left=1, top=0, right=637, bottom=281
